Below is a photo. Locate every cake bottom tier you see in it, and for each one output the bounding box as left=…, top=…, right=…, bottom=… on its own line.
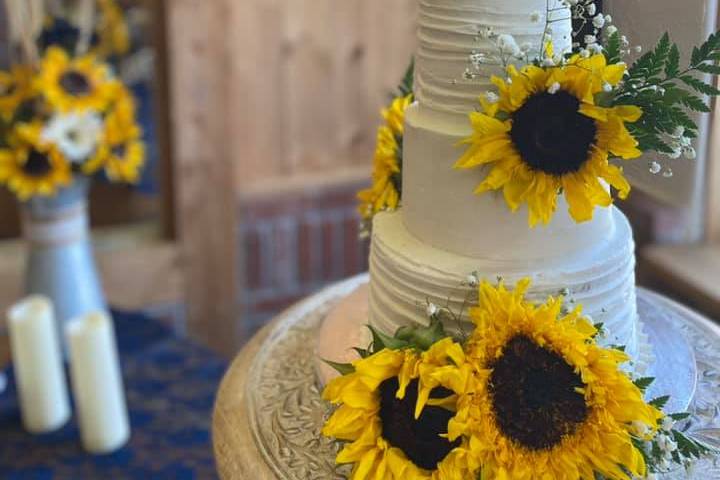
left=368, top=209, right=640, bottom=360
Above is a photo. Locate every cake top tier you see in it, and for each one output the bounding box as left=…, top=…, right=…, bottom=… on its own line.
left=416, top=0, right=573, bottom=118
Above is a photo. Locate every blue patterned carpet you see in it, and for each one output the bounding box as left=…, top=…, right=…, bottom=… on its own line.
left=0, top=310, right=227, bottom=479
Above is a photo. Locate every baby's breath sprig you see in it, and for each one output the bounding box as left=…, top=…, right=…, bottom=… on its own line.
left=626, top=377, right=718, bottom=476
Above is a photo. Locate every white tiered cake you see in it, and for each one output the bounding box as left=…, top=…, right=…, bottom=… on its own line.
left=367, top=0, right=640, bottom=358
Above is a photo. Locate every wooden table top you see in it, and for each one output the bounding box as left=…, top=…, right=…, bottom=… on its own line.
left=212, top=321, right=278, bottom=479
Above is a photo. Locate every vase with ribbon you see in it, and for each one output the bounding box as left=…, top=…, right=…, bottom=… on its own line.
left=21, top=176, right=106, bottom=353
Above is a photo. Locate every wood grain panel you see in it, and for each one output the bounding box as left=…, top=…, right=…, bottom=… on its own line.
left=230, top=0, right=418, bottom=187
left=165, top=0, right=241, bottom=355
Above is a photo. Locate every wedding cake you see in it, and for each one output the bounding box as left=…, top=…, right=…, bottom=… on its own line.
left=227, top=1, right=720, bottom=478
left=368, top=0, right=640, bottom=358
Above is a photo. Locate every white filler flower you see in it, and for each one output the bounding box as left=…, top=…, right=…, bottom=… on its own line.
left=497, top=34, right=521, bottom=57
left=42, top=111, right=104, bottom=164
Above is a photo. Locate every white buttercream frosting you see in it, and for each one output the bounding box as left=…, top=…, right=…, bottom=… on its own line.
left=416, top=0, right=572, bottom=124
left=402, top=103, right=616, bottom=259
left=369, top=210, right=640, bottom=360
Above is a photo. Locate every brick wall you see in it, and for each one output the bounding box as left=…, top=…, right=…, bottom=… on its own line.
left=240, top=180, right=370, bottom=334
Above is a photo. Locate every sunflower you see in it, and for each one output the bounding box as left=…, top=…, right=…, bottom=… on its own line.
left=0, top=122, right=72, bottom=200
left=83, top=86, right=144, bottom=182
left=433, top=279, right=663, bottom=480
left=95, top=0, right=130, bottom=58
left=358, top=94, right=412, bottom=221
left=0, top=65, right=35, bottom=120
left=98, top=139, right=145, bottom=183
left=104, top=85, right=141, bottom=143
left=455, top=54, right=643, bottom=226
left=321, top=339, right=474, bottom=480
left=36, top=46, right=118, bottom=113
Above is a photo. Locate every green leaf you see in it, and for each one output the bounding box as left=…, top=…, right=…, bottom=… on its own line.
left=604, top=31, right=622, bottom=65
left=671, top=430, right=713, bottom=458
left=397, top=57, right=415, bottom=97
left=353, top=347, right=370, bottom=359
left=633, top=377, right=655, bottom=392
left=650, top=395, right=671, bottom=409
left=696, top=62, right=720, bottom=75
left=692, top=31, right=720, bottom=67
left=666, top=44, right=680, bottom=77
left=681, top=93, right=711, bottom=112
left=680, top=74, right=720, bottom=96
left=395, top=318, right=448, bottom=351
left=322, top=359, right=355, bottom=376
left=669, top=412, right=691, bottom=421
left=367, top=324, right=410, bottom=351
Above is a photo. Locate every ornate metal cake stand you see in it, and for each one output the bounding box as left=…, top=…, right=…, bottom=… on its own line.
left=212, top=275, right=720, bottom=480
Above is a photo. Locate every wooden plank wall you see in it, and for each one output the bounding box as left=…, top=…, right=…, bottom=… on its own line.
left=228, top=0, right=418, bottom=189
left=163, top=0, right=416, bottom=353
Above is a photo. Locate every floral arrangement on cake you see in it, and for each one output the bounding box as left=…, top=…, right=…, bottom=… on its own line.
left=357, top=62, right=414, bottom=235
left=457, top=3, right=720, bottom=226
left=0, top=0, right=144, bottom=200
left=321, top=278, right=714, bottom=480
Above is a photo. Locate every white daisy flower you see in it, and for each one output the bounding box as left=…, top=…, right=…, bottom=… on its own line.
left=42, top=111, right=104, bottom=164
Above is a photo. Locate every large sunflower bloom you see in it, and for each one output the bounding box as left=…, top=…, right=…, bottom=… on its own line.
left=358, top=94, right=413, bottom=221
left=322, top=339, right=474, bottom=480
left=435, top=279, right=662, bottom=480
left=0, top=122, right=72, bottom=200
left=455, top=54, right=642, bottom=226
left=36, top=46, right=118, bottom=113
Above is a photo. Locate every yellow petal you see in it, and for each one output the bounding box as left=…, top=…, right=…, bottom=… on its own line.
left=563, top=174, right=595, bottom=223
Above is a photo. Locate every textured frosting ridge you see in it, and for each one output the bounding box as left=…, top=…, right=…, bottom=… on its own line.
left=369, top=211, right=640, bottom=360
left=416, top=0, right=572, bottom=120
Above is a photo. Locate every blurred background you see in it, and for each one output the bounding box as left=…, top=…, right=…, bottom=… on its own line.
left=0, top=0, right=716, bottom=363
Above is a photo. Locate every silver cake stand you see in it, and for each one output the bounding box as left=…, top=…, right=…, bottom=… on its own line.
left=213, top=275, right=720, bottom=480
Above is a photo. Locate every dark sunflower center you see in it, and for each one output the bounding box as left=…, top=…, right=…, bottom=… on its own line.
left=24, top=150, right=52, bottom=177
left=510, top=91, right=597, bottom=175
left=0, top=82, right=17, bottom=97
left=111, top=143, right=127, bottom=158
left=59, top=70, right=91, bottom=96
left=378, top=377, right=459, bottom=471
left=489, top=334, right=589, bottom=451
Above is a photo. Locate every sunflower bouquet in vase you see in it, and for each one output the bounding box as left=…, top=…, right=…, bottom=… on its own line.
left=0, top=0, right=144, bottom=343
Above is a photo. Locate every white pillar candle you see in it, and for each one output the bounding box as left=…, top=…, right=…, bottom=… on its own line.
left=7, top=295, right=70, bottom=433
left=66, top=311, right=130, bottom=454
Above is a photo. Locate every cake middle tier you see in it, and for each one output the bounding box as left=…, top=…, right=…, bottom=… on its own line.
left=403, top=103, right=617, bottom=259
left=368, top=209, right=640, bottom=360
